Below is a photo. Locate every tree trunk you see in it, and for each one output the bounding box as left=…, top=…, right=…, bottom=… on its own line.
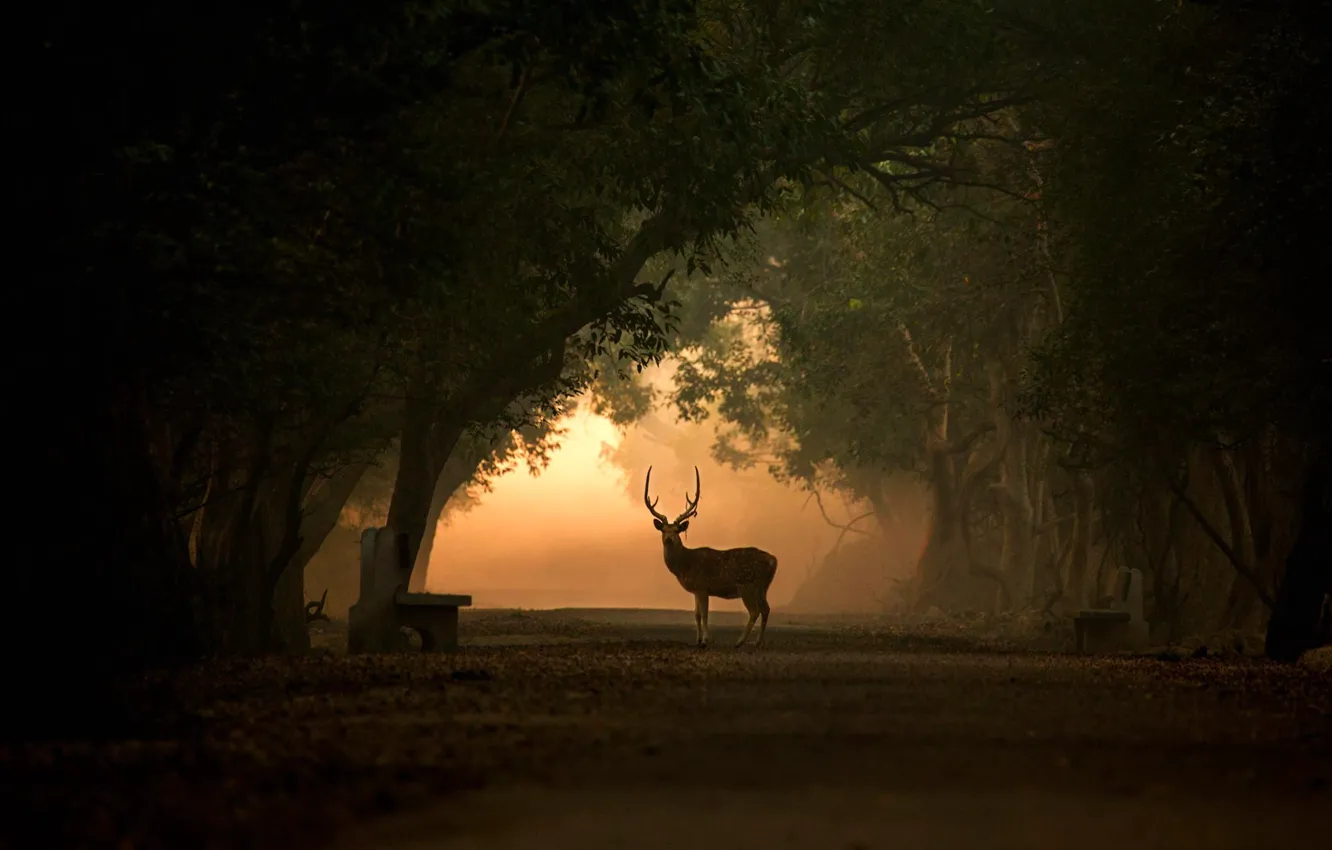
left=1265, top=452, right=1332, bottom=661
left=1210, top=447, right=1260, bottom=631
left=409, top=445, right=491, bottom=591
left=264, top=463, right=369, bottom=651
left=914, top=444, right=966, bottom=610
left=192, top=452, right=317, bottom=655
left=996, top=413, right=1036, bottom=610
left=1066, top=470, right=1095, bottom=608
left=916, top=365, right=1012, bottom=613
left=271, top=550, right=310, bottom=653
left=386, top=382, right=467, bottom=580
left=293, top=464, right=370, bottom=584
left=13, top=389, right=200, bottom=739
left=215, top=493, right=281, bottom=655
left=1139, top=477, right=1186, bottom=639
left=960, top=363, right=1016, bottom=611
left=865, top=483, right=897, bottom=540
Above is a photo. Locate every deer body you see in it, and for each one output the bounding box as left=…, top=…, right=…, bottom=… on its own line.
left=646, top=467, right=778, bottom=648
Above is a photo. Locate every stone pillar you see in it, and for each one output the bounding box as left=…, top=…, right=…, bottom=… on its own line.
left=347, top=526, right=414, bottom=653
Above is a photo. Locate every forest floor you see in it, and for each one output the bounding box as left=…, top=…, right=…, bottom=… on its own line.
left=4, top=609, right=1330, bottom=849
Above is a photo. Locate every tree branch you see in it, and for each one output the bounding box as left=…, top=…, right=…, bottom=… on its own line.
left=1160, top=468, right=1275, bottom=610
left=265, top=364, right=381, bottom=588
left=805, top=488, right=875, bottom=553
left=446, top=212, right=679, bottom=425
left=898, top=322, right=937, bottom=395
left=944, top=422, right=997, bottom=456
left=815, top=168, right=879, bottom=211
left=495, top=64, right=531, bottom=143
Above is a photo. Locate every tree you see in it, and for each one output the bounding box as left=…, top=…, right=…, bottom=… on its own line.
left=666, top=159, right=1069, bottom=615
left=1021, top=0, right=1332, bottom=658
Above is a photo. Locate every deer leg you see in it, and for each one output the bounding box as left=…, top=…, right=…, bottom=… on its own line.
left=755, top=596, right=771, bottom=648
left=695, top=593, right=711, bottom=647
left=737, top=609, right=759, bottom=647
left=737, top=588, right=760, bottom=647
left=692, top=595, right=704, bottom=646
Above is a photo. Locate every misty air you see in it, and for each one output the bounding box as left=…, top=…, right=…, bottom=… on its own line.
left=10, top=2, right=1331, bottom=849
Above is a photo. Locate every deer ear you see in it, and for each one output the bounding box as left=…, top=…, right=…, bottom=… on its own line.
left=678, top=521, right=689, bottom=533
left=653, top=519, right=664, bottom=531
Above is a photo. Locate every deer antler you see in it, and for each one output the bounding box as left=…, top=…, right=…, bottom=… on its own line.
left=675, top=466, right=701, bottom=524
left=644, top=466, right=670, bottom=522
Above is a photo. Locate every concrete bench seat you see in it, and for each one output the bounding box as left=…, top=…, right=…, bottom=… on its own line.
left=1074, top=609, right=1131, bottom=622
left=1073, top=567, right=1148, bottom=654
left=348, top=526, right=473, bottom=653
left=395, top=591, right=473, bottom=607
left=394, top=590, right=473, bottom=652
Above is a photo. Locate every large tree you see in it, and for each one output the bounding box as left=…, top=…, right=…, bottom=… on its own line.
left=646, top=1, right=1332, bottom=656
left=1021, top=0, right=1332, bottom=658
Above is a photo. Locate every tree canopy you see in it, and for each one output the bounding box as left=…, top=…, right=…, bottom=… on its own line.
left=16, top=0, right=1330, bottom=728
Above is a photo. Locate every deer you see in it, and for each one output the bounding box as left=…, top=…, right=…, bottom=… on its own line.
left=644, top=466, right=778, bottom=648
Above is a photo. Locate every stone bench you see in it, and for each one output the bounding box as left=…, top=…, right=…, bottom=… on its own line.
left=348, top=526, right=472, bottom=653
left=1073, top=567, right=1149, bottom=654
left=394, top=590, right=473, bottom=652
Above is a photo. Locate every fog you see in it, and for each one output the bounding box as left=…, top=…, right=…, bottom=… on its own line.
left=419, top=390, right=919, bottom=612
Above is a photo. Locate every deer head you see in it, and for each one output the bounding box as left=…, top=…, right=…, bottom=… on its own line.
left=644, top=465, right=700, bottom=547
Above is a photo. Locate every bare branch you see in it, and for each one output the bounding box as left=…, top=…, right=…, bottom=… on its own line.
left=816, top=168, right=879, bottom=211
left=495, top=64, right=531, bottom=143
left=1160, top=468, right=1275, bottom=610
left=808, top=488, right=874, bottom=537
left=898, top=323, right=936, bottom=394
left=945, top=422, right=997, bottom=456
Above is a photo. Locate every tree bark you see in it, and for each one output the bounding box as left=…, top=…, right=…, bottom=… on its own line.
left=1265, top=452, right=1332, bottom=661
left=864, top=479, right=898, bottom=539
left=958, top=364, right=1016, bottom=611
left=914, top=362, right=1018, bottom=613
left=293, top=463, right=370, bottom=581
left=13, top=385, right=200, bottom=739
left=271, top=546, right=310, bottom=653
left=1066, top=469, right=1095, bottom=608
left=385, top=378, right=468, bottom=581
left=914, top=433, right=963, bottom=609
left=995, top=401, right=1036, bottom=609
left=408, top=444, right=493, bottom=591
left=1210, top=447, right=1260, bottom=630
left=1139, top=477, right=1187, bottom=639
left=267, top=462, right=369, bottom=649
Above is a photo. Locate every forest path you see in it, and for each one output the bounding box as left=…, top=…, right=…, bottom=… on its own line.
left=333, top=613, right=1330, bottom=850
left=8, top=611, right=1329, bottom=849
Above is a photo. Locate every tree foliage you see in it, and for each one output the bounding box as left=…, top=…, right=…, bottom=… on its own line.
left=21, top=0, right=1330, bottom=711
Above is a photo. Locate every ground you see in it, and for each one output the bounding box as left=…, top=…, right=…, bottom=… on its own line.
left=4, top=610, right=1329, bottom=849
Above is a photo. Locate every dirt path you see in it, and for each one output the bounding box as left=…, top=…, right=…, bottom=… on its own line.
left=5, top=611, right=1329, bottom=849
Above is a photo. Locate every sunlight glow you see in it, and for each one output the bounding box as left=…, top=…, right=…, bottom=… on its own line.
left=422, top=400, right=855, bottom=611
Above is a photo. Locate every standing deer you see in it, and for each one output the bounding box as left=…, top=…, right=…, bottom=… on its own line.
left=644, top=466, right=778, bottom=648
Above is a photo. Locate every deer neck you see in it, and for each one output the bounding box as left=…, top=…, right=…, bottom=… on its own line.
left=662, top=537, right=696, bottom=576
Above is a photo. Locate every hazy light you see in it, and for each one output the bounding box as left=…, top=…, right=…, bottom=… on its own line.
left=423, top=402, right=854, bottom=611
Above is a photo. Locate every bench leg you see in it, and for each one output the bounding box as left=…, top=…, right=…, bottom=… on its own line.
left=1074, top=620, right=1086, bottom=654
left=417, top=608, right=459, bottom=653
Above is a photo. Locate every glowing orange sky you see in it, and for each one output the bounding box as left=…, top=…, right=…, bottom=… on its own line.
left=420, top=402, right=854, bottom=610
